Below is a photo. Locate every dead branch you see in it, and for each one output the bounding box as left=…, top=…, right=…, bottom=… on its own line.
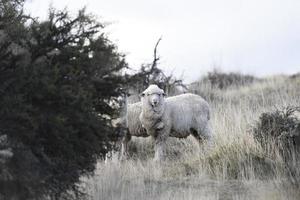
left=151, top=37, right=162, bottom=69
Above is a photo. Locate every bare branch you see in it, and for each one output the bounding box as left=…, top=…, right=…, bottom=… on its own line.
left=151, top=37, right=162, bottom=69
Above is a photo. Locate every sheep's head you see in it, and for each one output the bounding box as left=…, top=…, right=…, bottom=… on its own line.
left=140, top=85, right=166, bottom=109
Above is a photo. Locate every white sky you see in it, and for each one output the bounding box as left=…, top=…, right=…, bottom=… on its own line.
left=25, top=0, right=300, bottom=83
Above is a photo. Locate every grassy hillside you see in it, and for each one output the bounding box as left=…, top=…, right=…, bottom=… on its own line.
left=83, top=74, right=300, bottom=200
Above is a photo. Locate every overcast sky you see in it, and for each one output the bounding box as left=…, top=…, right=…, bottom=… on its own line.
left=25, top=0, right=300, bottom=83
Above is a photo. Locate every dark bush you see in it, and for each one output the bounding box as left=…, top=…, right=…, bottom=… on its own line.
left=204, top=70, right=256, bottom=89
left=252, top=106, right=300, bottom=155
left=290, top=72, right=300, bottom=79
left=0, top=0, right=127, bottom=199
left=252, top=107, right=300, bottom=186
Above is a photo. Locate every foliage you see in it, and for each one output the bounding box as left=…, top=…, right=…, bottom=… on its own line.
left=204, top=70, right=256, bottom=90
left=251, top=106, right=300, bottom=186
left=0, top=0, right=127, bottom=199
left=252, top=106, right=300, bottom=152
left=189, top=70, right=257, bottom=102
left=290, top=72, right=300, bottom=79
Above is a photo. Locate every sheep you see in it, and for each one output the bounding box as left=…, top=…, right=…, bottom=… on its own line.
left=139, top=85, right=212, bottom=161
left=121, top=84, right=212, bottom=161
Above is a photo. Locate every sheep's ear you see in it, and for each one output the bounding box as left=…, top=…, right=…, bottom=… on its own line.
left=139, top=92, right=145, bottom=98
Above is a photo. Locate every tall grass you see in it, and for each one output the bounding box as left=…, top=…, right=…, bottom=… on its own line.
left=83, top=74, right=300, bottom=200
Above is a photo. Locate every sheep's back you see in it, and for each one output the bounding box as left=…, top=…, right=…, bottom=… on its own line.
left=165, top=93, right=210, bottom=136
left=127, top=102, right=148, bottom=136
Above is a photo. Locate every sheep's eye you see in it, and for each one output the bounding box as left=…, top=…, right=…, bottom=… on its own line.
left=147, top=93, right=150, bottom=96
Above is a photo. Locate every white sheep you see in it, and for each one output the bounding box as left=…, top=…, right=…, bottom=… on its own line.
left=121, top=84, right=212, bottom=161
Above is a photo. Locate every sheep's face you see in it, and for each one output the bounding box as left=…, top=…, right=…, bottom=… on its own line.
left=147, top=92, right=165, bottom=107
left=140, top=85, right=166, bottom=108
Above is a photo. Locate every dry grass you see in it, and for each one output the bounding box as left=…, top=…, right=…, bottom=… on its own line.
left=82, top=74, right=300, bottom=200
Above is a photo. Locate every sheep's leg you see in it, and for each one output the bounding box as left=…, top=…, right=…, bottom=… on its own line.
left=153, top=130, right=168, bottom=162
left=191, top=128, right=203, bottom=145
left=203, top=123, right=213, bottom=144
left=120, top=131, right=131, bottom=160
left=198, top=122, right=213, bottom=151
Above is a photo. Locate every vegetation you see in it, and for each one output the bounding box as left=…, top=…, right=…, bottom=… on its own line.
left=86, top=74, right=300, bottom=200
left=189, top=70, right=257, bottom=102
left=205, top=69, right=257, bottom=89
left=0, top=0, right=127, bottom=199
left=253, top=106, right=300, bottom=152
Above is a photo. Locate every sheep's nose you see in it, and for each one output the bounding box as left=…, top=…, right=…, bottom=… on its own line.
left=153, top=100, right=158, bottom=106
